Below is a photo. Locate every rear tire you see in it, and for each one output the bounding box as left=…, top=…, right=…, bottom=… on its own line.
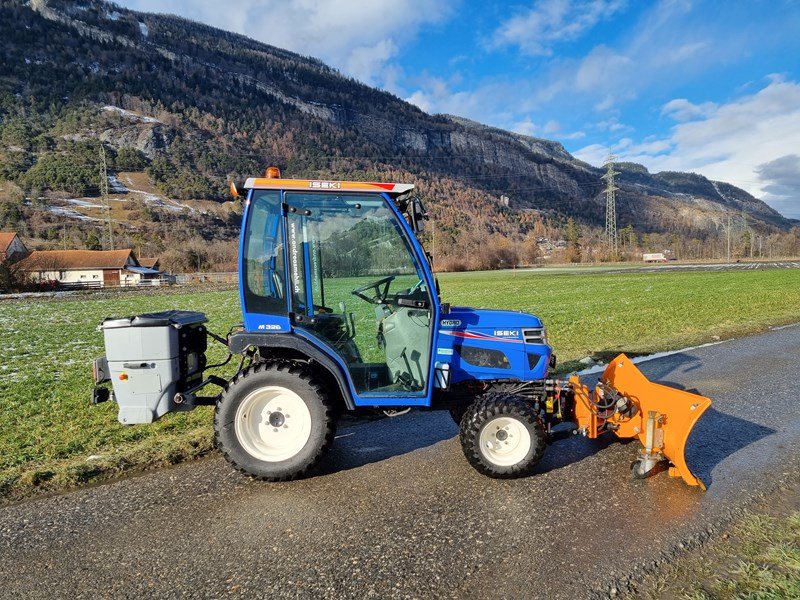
left=459, top=393, right=546, bottom=478
left=449, top=403, right=469, bottom=426
left=214, top=362, right=336, bottom=481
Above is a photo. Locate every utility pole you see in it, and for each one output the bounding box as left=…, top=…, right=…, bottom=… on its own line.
left=726, top=214, right=731, bottom=262
left=99, top=145, right=114, bottom=250
left=602, top=154, right=619, bottom=256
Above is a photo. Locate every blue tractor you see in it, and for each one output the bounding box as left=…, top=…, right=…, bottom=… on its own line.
left=93, top=170, right=711, bottom=487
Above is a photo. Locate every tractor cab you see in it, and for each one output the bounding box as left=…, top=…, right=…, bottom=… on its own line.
left=238, top=172, right=439, bottom=404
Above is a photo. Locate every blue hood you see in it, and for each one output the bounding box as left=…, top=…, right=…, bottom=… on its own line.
left=444, top=306, right=543, bottom=330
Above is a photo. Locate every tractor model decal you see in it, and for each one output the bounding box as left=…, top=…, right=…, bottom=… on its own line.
left=439, top=330, right=524, bottom=344
left=439, top=319, right=461, bottom=327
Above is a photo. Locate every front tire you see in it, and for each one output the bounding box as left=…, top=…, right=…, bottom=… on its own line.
left=214, top=362, right=336, bottom=481
left=459, top=393, right=547, bottom=478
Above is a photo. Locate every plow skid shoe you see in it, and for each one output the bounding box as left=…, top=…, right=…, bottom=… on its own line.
left=570, top=354, right=712, bottom=489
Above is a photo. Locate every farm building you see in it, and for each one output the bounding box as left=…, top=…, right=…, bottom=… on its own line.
left=17, top=249, right=164, bottom=288
left=138, top=257, right=161, bottom=270
left=0, top=232, right=29, bottom=263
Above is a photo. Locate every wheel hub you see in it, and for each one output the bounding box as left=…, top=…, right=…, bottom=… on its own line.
left=233, top=387, right=312, bottom=462
left=268, top=412, right=286, bottom=428
left=478, top=416, right=533, bottom=467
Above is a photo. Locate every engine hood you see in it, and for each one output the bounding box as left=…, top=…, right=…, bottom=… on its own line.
left=441, top=306, right=544, bottom=330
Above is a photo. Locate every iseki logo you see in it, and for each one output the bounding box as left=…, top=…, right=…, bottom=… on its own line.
left=493, top=329, right=519, bottom=338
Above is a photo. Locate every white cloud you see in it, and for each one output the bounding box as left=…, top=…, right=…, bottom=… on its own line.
left=117, top=0, right=453, bottom=86
left=596, top=117, right=630, bottom=132
left=512, top=118, right=538, bottom=136
left=661, top=98, right=717, bottom=122
left=756, top=154, right=800, bottom=220
left=490, top=0, right=627, bottom=56
left=409, top=1, right=728, bottom=124
left=575, top=78, right=800, bottom=219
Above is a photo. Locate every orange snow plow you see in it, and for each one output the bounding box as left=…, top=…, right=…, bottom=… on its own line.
left=569, top=354, right=712, bottom=488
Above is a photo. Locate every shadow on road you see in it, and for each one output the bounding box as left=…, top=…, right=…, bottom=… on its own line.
left=315, top=411, right=458, bottom=475
left=313, top=351, right=776, bottom=487
left=684, top=407, right=775, bottom=487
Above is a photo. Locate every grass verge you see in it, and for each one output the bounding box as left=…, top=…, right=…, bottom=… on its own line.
left=632, top=486, right=800, bottom=599
left=2, top=267, right=800, bottom=502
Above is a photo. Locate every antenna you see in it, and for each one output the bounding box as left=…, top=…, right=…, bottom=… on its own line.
left=99, top=145, right=114, bottom=250
left=601, top=154, right=619, bottom=255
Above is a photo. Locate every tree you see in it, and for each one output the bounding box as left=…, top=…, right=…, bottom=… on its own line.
left=565, top=218, right=582, bottom=263
left=84, top=232, right=102, bottom=250
left=522, top=234, right=541, bottom=265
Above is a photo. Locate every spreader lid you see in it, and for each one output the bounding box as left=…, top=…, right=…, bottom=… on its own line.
left=101, top=310, right=207, bottom=329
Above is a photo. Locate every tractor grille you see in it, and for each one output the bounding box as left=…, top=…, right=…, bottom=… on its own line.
left=522, top=327, right=547, bottom=344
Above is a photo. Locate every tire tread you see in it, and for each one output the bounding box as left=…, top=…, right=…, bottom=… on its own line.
left=214, top=360, right=336, bottom=482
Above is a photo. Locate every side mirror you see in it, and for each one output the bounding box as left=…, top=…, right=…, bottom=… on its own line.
left=409, top=197, right=428, bottom=234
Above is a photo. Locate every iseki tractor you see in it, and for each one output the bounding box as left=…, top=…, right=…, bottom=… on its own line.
left=92, top=169, right=711, bottom=487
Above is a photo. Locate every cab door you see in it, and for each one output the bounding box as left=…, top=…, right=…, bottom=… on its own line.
left=284, top=192, right=434, bottom=404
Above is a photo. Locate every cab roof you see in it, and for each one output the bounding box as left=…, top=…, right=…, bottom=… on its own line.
left=244, top=177, right=415, bottom=197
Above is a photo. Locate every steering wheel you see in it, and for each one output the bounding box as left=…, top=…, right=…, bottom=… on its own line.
left=351, top=275, right=396, bottom=305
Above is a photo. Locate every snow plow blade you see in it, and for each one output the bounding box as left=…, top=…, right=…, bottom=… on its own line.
left=570, top=354, right=712, bottom=489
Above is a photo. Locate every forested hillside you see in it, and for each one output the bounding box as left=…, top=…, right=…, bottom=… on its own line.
left=0, top=0, right=797, bottom=270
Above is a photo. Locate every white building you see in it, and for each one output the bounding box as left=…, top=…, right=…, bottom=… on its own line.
left=18, top=249, right=163, bottom=287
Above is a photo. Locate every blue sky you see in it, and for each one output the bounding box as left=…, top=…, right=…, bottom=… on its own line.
left=117, top=0, right=800, bottom=218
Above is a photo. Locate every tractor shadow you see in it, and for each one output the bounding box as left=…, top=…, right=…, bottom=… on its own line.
left=315, top=410, right=458, bottom=475
left=316, top=352, right=776, bottom=486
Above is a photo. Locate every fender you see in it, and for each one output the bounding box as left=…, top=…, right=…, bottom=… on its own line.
left=228, top=332, right=356, bottom=410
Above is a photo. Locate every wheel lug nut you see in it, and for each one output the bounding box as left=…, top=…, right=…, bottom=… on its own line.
left=283, top=425, right=288, bottom=429
left=273, top=428, right=278, bottom=432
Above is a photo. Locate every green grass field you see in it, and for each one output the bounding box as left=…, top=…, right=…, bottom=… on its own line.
left=2, top=267, right=800, bottom=501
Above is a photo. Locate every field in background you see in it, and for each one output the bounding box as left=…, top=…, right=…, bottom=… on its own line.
left=2, top=267, right=800, bottom=500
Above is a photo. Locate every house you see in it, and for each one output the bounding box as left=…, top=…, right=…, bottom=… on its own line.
left=0, top=232, right=28, bottom=263
left=17, top=249, right=164, bottom=288
left=138, top=257, right=161, bottom=270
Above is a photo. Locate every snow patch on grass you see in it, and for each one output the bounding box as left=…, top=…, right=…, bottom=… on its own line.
left=47, top=206, right=101, bottom=221
left=66, top=199, right=105, bottom=209
left=102, top=105, right=160, bottom=124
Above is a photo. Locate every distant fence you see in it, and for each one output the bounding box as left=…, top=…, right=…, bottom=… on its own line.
left=175, top=272, right=238, bottom=285
left=58, top=276, right=177, bottom=290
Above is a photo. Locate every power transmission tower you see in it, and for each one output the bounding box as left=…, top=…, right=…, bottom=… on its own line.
left=602, top=154, right=619, bottom=255
left=99, top=145, right=114, bottom=250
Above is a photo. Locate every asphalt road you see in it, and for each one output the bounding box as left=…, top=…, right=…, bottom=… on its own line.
left=1, top=325, right=799, bottom=599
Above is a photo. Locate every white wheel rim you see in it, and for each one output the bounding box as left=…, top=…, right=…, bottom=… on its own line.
left=479, top=417, right=532, bottom=467
left=234, top=386, right=312, bottom=462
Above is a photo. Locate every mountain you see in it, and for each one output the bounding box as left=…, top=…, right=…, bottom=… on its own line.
left=0, top=0, right=794, bottom=268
